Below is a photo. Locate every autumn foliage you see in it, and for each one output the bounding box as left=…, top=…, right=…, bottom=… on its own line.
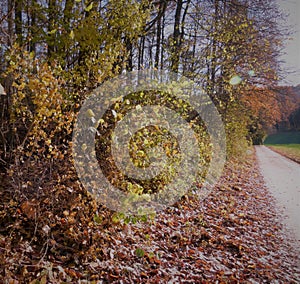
left=0, top=0, right=299, bottom=282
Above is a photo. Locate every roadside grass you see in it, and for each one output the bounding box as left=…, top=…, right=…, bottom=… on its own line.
left=264, top=131, right=300, bottom=163
left=267, top=144, right=300, bottom=164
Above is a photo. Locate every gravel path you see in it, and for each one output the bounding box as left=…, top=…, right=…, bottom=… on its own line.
left=256, top=145, right=300, bottom=244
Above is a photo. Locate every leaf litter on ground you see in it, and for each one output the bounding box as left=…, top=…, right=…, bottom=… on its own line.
left=0, top=149, right=299, bottom=283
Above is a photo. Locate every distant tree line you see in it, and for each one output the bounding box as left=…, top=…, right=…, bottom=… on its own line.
left=271, top=85, right=300, bottom=132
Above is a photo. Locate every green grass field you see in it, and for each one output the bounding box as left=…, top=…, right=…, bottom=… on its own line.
left=264, top=131, right=300, bottom=163
left=264, top=131, right=300, bottom=145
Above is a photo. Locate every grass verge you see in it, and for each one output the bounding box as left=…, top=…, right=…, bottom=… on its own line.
left=267, top=144, right=300, bottom=164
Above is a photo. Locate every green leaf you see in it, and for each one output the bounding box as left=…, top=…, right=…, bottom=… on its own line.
left=111, top=213, right=120, bottom=223
left=93, top=214, right=102, bottom=224
left=135, top=248, right=145, bottom=257
left=248, top=70, right=255, bottom=77
left=229, top=75, right=242, bottom=86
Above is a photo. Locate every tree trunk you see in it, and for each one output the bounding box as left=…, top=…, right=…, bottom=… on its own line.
left=7, top=0, right=15, bottom=46
left=15, top=0, right=22, bottom=44
left=47, top=0, right=56, bottom=57
left=171, top=0, right=183, bottom=73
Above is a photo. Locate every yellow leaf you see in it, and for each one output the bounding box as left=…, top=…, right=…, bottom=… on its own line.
left=86, top=109, right=95, bottom=118
left=85, top=2, right=93, bottom=12
left=48, top=29, right=57, bottom=35
left=135, top=105, right=142, bottom=111
left=81, top=144, right=87, bottom=151
left=69, top=30, right=75, bottom=39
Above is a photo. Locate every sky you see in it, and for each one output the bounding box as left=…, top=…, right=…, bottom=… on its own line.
left=276, top=0, right=300, bottom=86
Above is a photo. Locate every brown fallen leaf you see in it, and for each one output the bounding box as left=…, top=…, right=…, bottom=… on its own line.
left=20, top=200, right=38, bottom=219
